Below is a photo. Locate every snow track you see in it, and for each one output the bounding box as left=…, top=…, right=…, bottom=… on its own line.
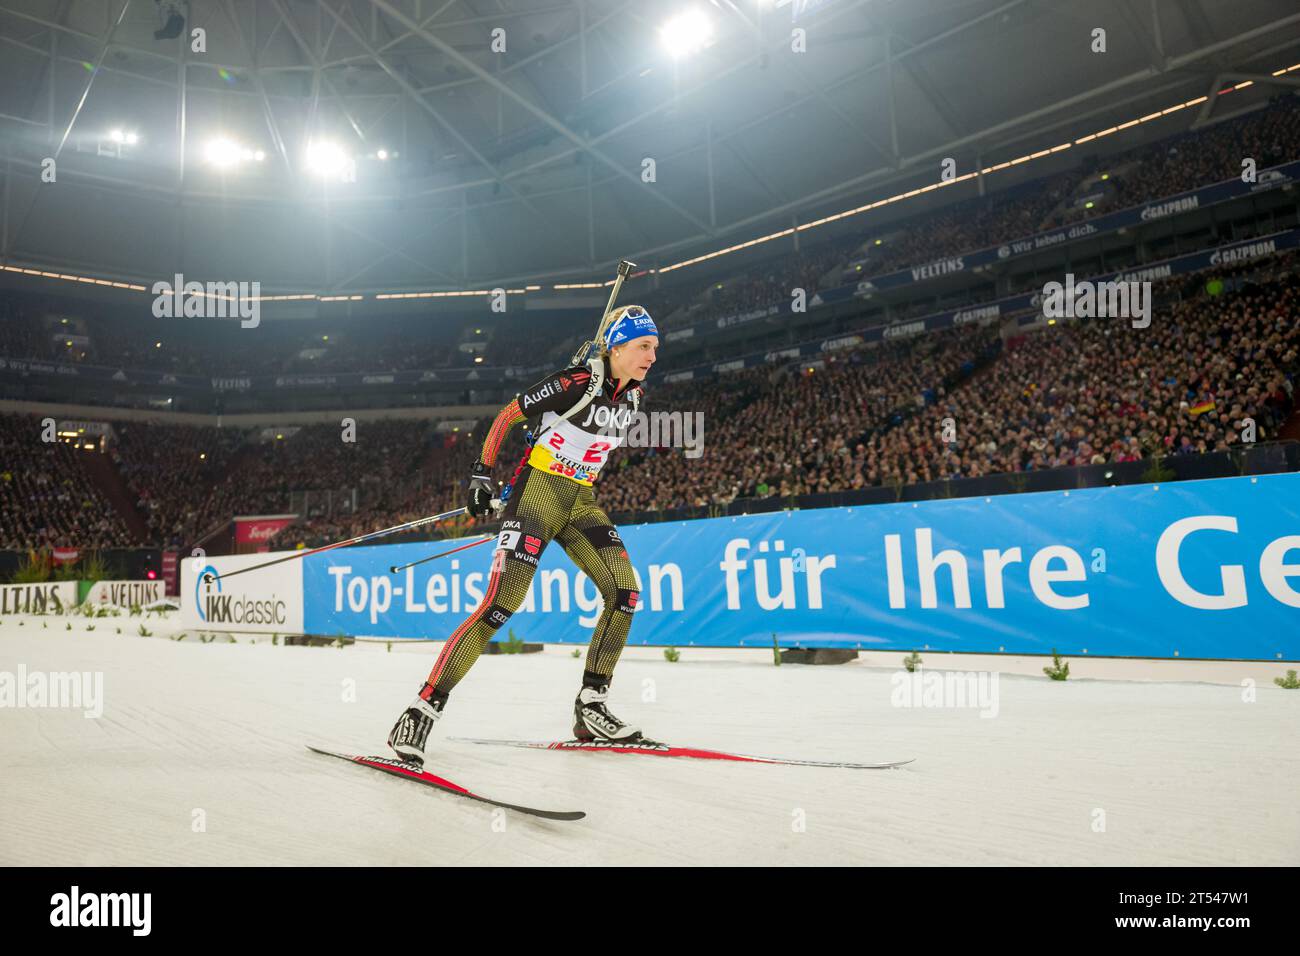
left=1, top=616, right=1296, bottom=865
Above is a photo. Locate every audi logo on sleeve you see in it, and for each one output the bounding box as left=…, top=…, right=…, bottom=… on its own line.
left=520, top=377, right=563, bottom=410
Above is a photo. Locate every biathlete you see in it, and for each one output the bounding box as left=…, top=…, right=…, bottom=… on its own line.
left=387, top=304, right=660, bottom=766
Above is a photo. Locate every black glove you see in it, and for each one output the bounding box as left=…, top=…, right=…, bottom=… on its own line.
left=467, top=461, right=496, bottom=517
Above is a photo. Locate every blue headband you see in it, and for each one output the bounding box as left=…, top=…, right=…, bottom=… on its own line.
left=603, top=305, right=658, bottom=350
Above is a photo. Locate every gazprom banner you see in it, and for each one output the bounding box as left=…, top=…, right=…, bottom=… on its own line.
left=296, top=474, right=1298, bottom=660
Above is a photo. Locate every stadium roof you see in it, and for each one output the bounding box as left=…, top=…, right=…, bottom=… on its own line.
left=1, top=0, right=1299, bottom=293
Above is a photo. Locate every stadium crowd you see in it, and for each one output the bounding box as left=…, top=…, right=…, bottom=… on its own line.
left=865, top=269, right=1298, bottom=485
left=1, top=252, right=1296, bottom=553
left=654, top=94, right=1300, bottom=329
left=3, top=90, right=1300, bottom=554
left=0, top=414, right=133, bottom=551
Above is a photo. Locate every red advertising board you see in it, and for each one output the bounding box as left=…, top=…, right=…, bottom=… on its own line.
left=162, top=550, right=178, bottom=596
left=233, top=516, right=297, bottom=553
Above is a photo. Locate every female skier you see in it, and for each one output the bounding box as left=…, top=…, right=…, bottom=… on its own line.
left=387, top=304, right=659, bottom=766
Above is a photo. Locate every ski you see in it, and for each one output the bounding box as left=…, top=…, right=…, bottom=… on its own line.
left=449, top=737, right=914, bottom=770
left=307, top=746, right=586, bottom=821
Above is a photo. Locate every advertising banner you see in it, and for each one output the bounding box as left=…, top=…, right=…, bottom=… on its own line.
left=288, top=474, right=1297, bottom=660
left=179, top=551, right=304, bottom=634
left=234, top=516, right=298, bottom=552
left=0, top=582, right=79, bottom=616
left=81, top=580, right=165, bottom=608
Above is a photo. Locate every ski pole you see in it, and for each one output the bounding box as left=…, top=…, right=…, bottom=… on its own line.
left=205, top=506, right=471, bottom=582
left=388, top=533, right=496, bottom=574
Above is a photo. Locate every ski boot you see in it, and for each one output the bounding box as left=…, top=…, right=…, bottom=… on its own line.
left=387, top=684, right=446, bottom=767
left=573, top=674, right=643, bottom=742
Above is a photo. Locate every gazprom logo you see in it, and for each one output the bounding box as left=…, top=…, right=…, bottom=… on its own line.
left=195, top=564, right=222, bottom=622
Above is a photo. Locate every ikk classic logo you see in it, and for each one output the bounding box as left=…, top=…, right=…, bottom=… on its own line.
left=194, top=564, right=288, bottom=626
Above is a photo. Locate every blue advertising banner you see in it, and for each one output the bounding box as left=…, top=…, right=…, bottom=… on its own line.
left=302, top=473, right=1299, bottom=660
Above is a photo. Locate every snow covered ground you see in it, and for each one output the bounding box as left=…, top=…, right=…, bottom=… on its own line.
left=1, top=611, right=1297, bottom=866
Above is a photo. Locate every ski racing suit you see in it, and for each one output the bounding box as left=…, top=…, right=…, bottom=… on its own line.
left=421, top=355, right=644, bottom=699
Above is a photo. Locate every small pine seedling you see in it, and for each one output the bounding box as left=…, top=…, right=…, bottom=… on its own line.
left=571, top=649, right=580, bottom=658
left=772, top=633, right=781, bottom=666
left=1043, top=648, right=1070, bottom=681
left=903, top=651, right=923, bottom=673
left=664, top=646, right=680, bottom=663
left=138, top=624, right=152, bottom=637
left=1274, top=669, right=1299, bottom=690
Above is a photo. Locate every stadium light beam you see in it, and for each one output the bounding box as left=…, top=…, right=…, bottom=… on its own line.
left=203, top=137, right=266, bottom=170
left=660, top=10, right=715, bottom=59
left=305, top=140, right=355, bottom=181
left=204, top=138, right=244, bottom=169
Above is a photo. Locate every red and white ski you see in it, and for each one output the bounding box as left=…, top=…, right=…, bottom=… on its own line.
left=307, top=746, right=585, bottom=821
left=449, top=737, right=913, bottom=770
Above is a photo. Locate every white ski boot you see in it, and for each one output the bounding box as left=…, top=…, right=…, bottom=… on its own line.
left=573, top=682, right=642, bottom=742
left=388, top=686, right=445, bottom=766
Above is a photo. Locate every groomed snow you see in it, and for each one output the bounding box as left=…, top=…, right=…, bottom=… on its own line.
left=1, top=613, right=1297, bottom=866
